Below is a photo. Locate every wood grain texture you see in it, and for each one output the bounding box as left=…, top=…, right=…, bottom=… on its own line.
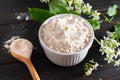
left=0, top=0, right=120, bottom=80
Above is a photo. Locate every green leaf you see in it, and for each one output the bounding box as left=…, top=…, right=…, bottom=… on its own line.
left=87, top=19, right=100, bottom=31
left=115, top=24, right=120, bottom=40
left=107, top=5, right=118, bottom=16
left=28, top=8, right=54, bottom=22
left=49, top=0, right=69, bottom=14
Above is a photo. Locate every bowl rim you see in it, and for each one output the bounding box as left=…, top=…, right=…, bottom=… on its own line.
left=38, top=14, right=94, bottom=56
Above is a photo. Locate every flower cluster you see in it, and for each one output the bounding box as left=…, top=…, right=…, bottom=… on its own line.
left=99, top=31, right=120, bottom=66
left=84, top=59, right=99, bottom=76
left=40, top=0, right=101, bottom=20
left=64, top=0, right=101, bottom=20
left=65, top=0, right=84, bottom=14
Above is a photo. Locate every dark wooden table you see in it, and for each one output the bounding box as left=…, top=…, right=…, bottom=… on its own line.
left=0, top=0, right=120, bottom=80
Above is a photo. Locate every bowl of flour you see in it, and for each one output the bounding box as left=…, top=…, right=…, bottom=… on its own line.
left=38, top=14, right=94, bottom=66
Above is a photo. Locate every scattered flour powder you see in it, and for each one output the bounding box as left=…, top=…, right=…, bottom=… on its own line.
left=16, top=12, right=31, bottom=21
left=3, top=36, right=20, bottom=50
left=41, top=15, right=91, bottom=53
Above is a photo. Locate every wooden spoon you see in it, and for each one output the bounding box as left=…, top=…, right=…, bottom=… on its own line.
left=10, top=38, right=40, bottom=80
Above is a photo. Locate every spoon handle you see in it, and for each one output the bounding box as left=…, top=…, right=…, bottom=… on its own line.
left=25, top=59, right=40, bottom=80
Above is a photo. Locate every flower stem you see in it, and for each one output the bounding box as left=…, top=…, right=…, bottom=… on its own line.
left=94, top=36, right=101, bottom=45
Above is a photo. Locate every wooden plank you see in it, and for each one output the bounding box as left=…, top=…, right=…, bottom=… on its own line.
left=0, top=0, right=48, bottom=24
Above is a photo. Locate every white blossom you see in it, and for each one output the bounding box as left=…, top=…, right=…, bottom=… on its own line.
left=68, top=0, right=72, bottom=7
left=116, top=49, right=120, bottom=55
left=85, top=68, right=93, bottom=76
left=67, top=6, right=74, bottom=11
left=76, top=0, right=84, bottom=4
left=40, top=0, right=50, bottom=3
left=93, top=63, right=99, bottom=70
left=104, top=57, right=113, bottom=63
left=114, top=59, right=120, bottom=67
left=91, top=10, right=101, bottom=20
left=65, top=0, right=84, bottom=14
left=82, top=3, right=92, bottom=13
left=66, top=0, right=74, bottom=11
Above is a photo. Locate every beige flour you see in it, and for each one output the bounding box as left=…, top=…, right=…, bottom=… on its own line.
left=10, top=38, right=33, bottom=58
left=41, top=15, right=91, bottom=53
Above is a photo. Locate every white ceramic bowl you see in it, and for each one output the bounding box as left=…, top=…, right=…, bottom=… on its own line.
left=38, top=14, right=94, bottom=66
